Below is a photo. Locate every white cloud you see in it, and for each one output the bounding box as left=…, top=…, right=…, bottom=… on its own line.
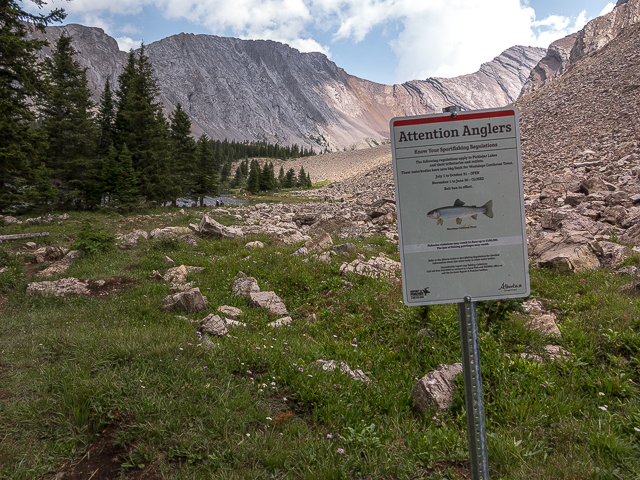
left=599, top=2, right=616, bottom=16
left=116, top=36, right=144, bottom=52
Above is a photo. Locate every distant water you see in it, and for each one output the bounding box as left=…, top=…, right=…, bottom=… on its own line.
left=171, top=195, right=248, bottom=207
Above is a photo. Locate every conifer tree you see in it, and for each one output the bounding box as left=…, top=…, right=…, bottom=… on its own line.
left=247, top=160, right=261, bottom=193
left=168, top=103, right=196, bottom=204
left=306, top=172, right=312, bottom=188
left=100, top=145, right=120, bottom=204
left=40, top=33, right=97, bottom=207
left=114, top=45, right=169, bottom=202
left=284, top=168, right=296, bottom=188
left=278, top=165, right=285, bottom=186
left=0, top=0, right=65, bottom=212
left=297, top=166, right=307, bottom=188
left=114, top=144, right=138, bottom=211
left=260, top=161, right=275, bottom=191
left=96, top=78, right=115, bottom=156
left=193, top=134, right=218, bottom=206
left=232, top=166, right=243, bottom=188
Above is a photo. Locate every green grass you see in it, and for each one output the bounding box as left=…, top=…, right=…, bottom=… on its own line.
left=0, top=208, right=639, bottom=479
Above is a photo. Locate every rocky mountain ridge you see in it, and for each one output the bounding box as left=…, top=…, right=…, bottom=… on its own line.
left=28, top=25, right=543, bottom=151
left=520, top=0, right=640, bottom=95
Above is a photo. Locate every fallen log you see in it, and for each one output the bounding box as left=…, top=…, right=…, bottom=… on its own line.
left=0, top=232, right=50, bottom=242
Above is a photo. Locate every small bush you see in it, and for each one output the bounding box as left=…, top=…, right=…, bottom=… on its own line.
left=73, top=221, right=114, bottom=255
left=0, top=248, right=25, bottom=293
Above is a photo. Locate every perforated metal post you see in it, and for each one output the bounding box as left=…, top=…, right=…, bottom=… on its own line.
left=458, top=296, right=490, bottom=480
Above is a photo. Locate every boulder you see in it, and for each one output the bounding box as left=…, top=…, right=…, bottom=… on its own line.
left=232, top=276, right=260, bottom=297
left=619, top=223, right=640, bottom=245
left=150, top=228, right=178, bottom=240
left=618, top=277, right=640, bottom=296
left=339, top=252, right=401, bottom=278
left=32, top=246, right=67, bottom=263
left=412, top=363, right=463, bottom=412
left=199, top=314, right=229, bottom=336
left=531, top=231, right=602, bottom=272
left=197, top=215, right=243, bottom=239
left=599, top=241, right=634, bottom=269
left=304, top=232, right=333, bottom=253
left=315, top=360, right=370, bottom=382
left=117, top=230, right=148, bottom=248
left=267, top=316, right=293, bottom=328
left=245, top=241, right=265, bottom=249
left=161, top=287, right=207, bottom=313
left=579, top=176, right=610, bottom=195
left=37, top=250, right=80, bottom=278
left=26, top=277, right=90, bottom=297
left=162, top=256, right=176, bottom=266
left=217, top=305, right=242, bottom=319
left=163, top=265, right=205, bottom=284
left=249, top=291, right=288, bottom=315
left=525, top=313, right=562, bottom=336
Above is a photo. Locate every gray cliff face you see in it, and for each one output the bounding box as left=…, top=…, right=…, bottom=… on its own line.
left=520, top=0, right=640, bottom=97
left=28, top=23, right=128, bottom=98
left=29, top=25, right=544, bottom=151
left=519, top=34, right=578, bottom=97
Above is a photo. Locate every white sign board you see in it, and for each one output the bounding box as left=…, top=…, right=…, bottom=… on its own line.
left=391, top=107, right=530, bottom=305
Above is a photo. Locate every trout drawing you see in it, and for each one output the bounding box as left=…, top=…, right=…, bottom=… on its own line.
left=427, top=199, right=493, bottom=225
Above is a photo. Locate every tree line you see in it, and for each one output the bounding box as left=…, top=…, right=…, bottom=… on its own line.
left=0, top=1, right=315, bottom=213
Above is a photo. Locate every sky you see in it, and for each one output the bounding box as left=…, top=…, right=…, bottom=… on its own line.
left=26, top=0, right=617, bottom=85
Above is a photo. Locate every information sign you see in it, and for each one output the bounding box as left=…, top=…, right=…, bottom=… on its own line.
left=391, top=107, right=529, bottom=305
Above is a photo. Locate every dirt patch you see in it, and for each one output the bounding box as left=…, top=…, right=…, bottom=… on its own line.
left=54, top=424, right=161, bottom=480
left=425, top=461, right=471, bottom=479
left=86, top=277, right=137, bottom=297
left=123, top=264, right=141, bottom=271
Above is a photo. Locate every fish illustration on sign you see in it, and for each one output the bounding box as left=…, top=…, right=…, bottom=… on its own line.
left=427, top=199, right=493, bottom=225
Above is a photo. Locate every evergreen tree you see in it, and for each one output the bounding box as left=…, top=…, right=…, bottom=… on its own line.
left=284, top=168, right=296, bottom=188
left=220, top=161, right=231, bottom=184
left=278, top=165, right=285, bottom=186
left=193, top=134, right=218, bottom=206
left=114, top=45, right=169, bottom=202
left=25, top=162, right=56, bottom=209
left=240, top=159, right=249, bottom=177
left=306, top=172, right=312, bottom=188
left=168, top=103, right=196, bottom=204
left=0, top=0, right=65, bottom=212
left=297, top=166, right=307, bottom=188
left=259, top=161, right=275, bottom=191
left=40, top=33, right=97, bottom=207
left=114, top=144, right=139, bottom=211
left=247, top=160, right=261, bottom=193
left=96, top=78, right=115, bottom=156
left=100, top=145, right=120, bottom=204
left=232, top=166, right=243, bottom=188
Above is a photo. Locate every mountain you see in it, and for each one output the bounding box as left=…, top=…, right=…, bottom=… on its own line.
left=29, top=25, right=544, bottom=151
left=520, top=0, right=640, bottom=96
left=514, top=19, right=640, bottom=184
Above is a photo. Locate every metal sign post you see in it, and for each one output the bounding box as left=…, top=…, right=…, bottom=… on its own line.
left=459, top=297, right=490, bottom=480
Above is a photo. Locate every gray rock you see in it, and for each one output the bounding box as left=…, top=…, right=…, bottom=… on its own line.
left=267, top=316, right=292, bottom=328
left=161, top=287, right=207, bottom=313
left=150, top=228, right=178, bottom=240
left=245, top=241, right=264, bottom=249
left=333, top=243, right=355, bottom=252
left=599, top=241, right=634, bottom=269
left=524, top=313, right=562, bottom=337
left=201, top=335, right=216, bottom=349
left=26, top=277, right=90, bottom=297
left=304, top=232, right=333, bottom=253
left=249, top=291, right=288, bottom=315
left=37, top=250, right=80, bottom=278
left=162, top=255, right=176, bottom=266
left=199, top=314, right=229, bottom=336
left=532, top=231, right=602, bottom=272
left=197, top=215, right=243, bottom=239
left=232, top=276, right=260, bottom=297
left=412, top=363, right=463, bottom=412
left=339, top=252, right=401, bottom=278
left=117, top=229, right=148, bottom=248
left=217, top=305, right=243, bottom=319
left=315, top=360, right=370, bottom=382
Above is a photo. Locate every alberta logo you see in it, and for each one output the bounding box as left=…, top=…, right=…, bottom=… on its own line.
left=498, top=282, right=522, bottom=291
left=410, top=287, right=431, bottom=299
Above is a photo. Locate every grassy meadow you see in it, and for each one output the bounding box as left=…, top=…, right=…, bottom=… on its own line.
left=0, top=205, right=639, bottom=479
